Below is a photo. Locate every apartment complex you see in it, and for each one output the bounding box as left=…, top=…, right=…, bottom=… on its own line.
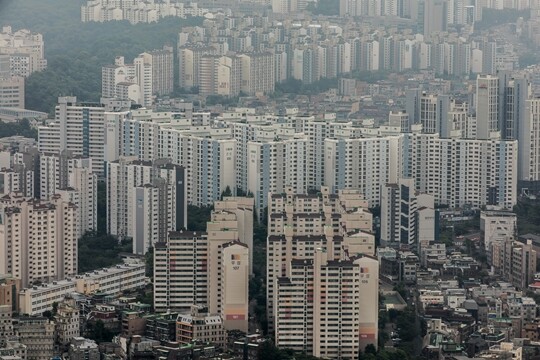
left=154, top=198, right=252, bottom=332
left=106, top=157, right=186, bottom=255
left=39, top=99, right=519, bottom=217
left=81, top=0, right=209, bottom=23
left=178, top=47, right=275, bottom=95
left=268, top=187, right=378, bottom=357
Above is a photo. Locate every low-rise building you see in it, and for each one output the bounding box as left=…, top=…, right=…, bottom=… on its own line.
left=15, top=317, right=54, bottom=360
left=68, top=338, right=99, bottom=360
left=18, top=260, right=146, bottom=315
left=176, top=305, right=226, bottom=347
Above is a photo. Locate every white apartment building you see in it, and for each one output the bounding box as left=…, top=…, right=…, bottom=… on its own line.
left=101, top=55, right=153, bottom=107
left=18, top=259, right=146, bottom=315
left=247, top=134, right=308, bottom=219
left=0, top=196, right=78, bottom=288
left=238, top=53, right=275, bottom=95
left=40, top=152, right=97, bottom=237
left=38, top=97, right=107, bottom=176
left=481, top=210, right=516, bottom=251
left=401, top=129, right=517, bottom=210
left=212, top=197, right=254, bottom=275
left=519, top=98, right=540, bottom=182
left=0, top=27, right=47, bottom=77
left=476, top=74, right=500, bottom=140
left=324, top=135, right=401, bottom=207
left=147, top=46, right=174, bottom=96
left=220, top=242, right=249, bottom=332
left=107, top=158, right=185, bottom=254
left=178, top=46, right=215, bottom=90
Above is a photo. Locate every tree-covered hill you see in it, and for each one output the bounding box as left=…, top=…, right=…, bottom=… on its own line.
left=0, top=0, right=203, bottom=114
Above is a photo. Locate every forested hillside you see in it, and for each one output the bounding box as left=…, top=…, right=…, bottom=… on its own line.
left=0, top=0, right=202, bottom=114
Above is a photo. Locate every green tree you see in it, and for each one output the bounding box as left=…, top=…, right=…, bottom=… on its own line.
left=0, top=119, right=38, bottom=139
left=187, top=205, right=213, bottom=231
left=221, top=185, right=232, bottom=200
left=86, top=320, right=115, bottom=343
left=145, top=246, right=154, bottom=278
left=78, top=233, right=132, bottom=273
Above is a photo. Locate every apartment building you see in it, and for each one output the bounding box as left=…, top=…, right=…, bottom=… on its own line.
left=238, top=52, right=275, bottom=95
left=15, top=317, right=54, bottom=360
left=38, top=97, right=107, bottom=176
left=19, top=260, right=146, bottom=315
left=247, top=133, right=308, bottom=219
left=212, top=197, right=254, bottom=274
left=0, top=27, right=47, bottom=78
left=199, top=54, right=242, bottom=97
left=0, top=196, right=78, bottom=287
left=147, top=46, right=174, bottom=96
left=154, top=231, right=209, bottom=313
left=275, top=249, right=379, bottom=358
left=176, top=306, right=226, bottom=347
left=0, top=77, right=24, bottom=108
left=267, top=186, right=375, bottom=333
left=106, top=157, right=186, bottom=255
left=101, top=55, right=153, bottom=107
left=40, top=152, right=97, bottom=237
left=481, top=210, right=517, bottom=252
left=491, top=238, right=537, bottom=290
left=55, top=299, right=80, bottom=346
left=154, top=198, right=252, bottom=331
left=381, top=178, right=435, bottom=248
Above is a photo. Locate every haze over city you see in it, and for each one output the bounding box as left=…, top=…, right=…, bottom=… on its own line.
left=1, top=0, right=540, bottom=359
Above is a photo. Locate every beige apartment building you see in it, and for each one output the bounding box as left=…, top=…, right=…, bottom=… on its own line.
left=16, top=317, right=54, bottom=360
left=0, top=76, right=24, bottom=108
left=266, top=186, right=378, bottom=357
left=176, top=305, right=226, bottom=347
left=266, top=186, right=375, bottom=331
left=154, top=197, right=252, bottom=332
left=0, top=196, right=78, bottom=288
